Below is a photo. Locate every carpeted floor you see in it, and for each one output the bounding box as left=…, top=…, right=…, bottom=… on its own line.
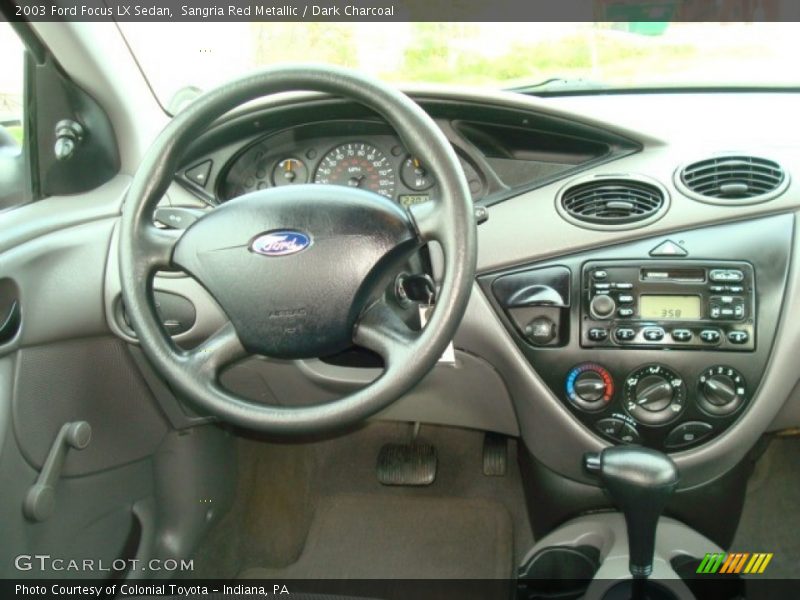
left=731, top=435, right=800, bottom=579
left=240, top=493, right=512, bottom=579
left=189, top=422, right=530, bottom=580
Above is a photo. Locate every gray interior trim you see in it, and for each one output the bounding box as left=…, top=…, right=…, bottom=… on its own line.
left=521, top=513, right=721, bottom=598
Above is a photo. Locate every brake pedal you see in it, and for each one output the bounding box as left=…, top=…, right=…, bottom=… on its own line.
left=483, top=433, right=508, bottom=476
left=377, top=442, right=437, bottom=486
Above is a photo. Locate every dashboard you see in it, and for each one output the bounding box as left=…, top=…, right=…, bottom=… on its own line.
left=128, top=90, right=800, bottom=504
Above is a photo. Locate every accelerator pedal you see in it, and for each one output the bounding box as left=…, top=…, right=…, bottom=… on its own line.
left=483, top=433, right=508, bottom=476
left=377, top=442, right=437, bottom=486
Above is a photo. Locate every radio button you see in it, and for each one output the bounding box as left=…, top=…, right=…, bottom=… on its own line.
left=594, top=283, right=611, bottom=291
left=710, top=306, right=721, bottom=319
left=734, top=305, right=745, bottom=319
left=618, top=308, right=634, bottom=317
left=700, top=329, right=721, bottom=343
left=719, top=307, right=735, bottom=318
left=614, top=328, right=636, bottom=342
left=643, top=327, right=665, bottom=341
left=671, top=329, right=693, bottom=342
left=592, top=270, right=608, bottom=281
left=588, top=328, right=609, bottom=342
left=618, top=294, right=634, bottom=304
left=728, top=285, right=744, bottom=293
left=709, top=285, right=725, bottom=293
left=728, top=331, right=749, bottom=344
left=709, top=269, right=744, bottom=283
left=613, top=282, right=633, bottom=290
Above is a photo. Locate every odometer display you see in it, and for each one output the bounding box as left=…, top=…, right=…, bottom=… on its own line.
left=314, top=142, right=396, bottom=198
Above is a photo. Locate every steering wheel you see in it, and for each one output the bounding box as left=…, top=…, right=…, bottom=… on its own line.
left=119, top=65, right=477, bottom=434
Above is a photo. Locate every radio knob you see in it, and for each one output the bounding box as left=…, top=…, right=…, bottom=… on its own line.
left=590, top=294, right=616, bottom=320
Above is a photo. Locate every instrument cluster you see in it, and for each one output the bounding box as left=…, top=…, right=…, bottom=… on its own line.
left=217, top=123, right=486, bottom=207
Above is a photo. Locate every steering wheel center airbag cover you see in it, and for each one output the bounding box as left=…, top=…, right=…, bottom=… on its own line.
left=173, top=184, right=418, bottom=358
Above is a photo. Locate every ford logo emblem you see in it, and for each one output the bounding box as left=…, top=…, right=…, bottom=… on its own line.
left=250, top=231, right=312, bottom=257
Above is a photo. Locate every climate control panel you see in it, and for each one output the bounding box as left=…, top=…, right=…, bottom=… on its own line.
left=563, top=362, right=748, bottom=451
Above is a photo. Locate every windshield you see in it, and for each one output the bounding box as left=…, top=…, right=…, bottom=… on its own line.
left=118, top=22, right=800, bottom=111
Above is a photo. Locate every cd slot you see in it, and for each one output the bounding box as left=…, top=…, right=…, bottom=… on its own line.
left=640, top=268, right=705, bottom=283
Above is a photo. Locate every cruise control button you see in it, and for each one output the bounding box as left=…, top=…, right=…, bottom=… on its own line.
left=615, top=328, right=636, bottom=342
left=588, top=328, right=609, bottom=341
left=700, top=330, right=721, bottom=343
left=671, top=329, right=693, bottom=342
left=728, top=330, right=749, bottom=344
left=665, top=421, right=713, bottom=449
left=618, top=308, right=634, bottom=317
left=643, top=327, right=665, bottom=341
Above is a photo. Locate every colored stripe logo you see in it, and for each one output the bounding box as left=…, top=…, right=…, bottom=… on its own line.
left=696, top=552, right=773, bottom=574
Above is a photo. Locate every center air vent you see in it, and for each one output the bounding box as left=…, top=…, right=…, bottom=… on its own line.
left=677, top=154, right=789, bottom=205
left=557, top=175, right=668, bottom=230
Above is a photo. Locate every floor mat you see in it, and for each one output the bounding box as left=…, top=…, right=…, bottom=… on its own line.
left=731, top=436, right=800, bottom=578
left=240, top=493, right=513, bottom=579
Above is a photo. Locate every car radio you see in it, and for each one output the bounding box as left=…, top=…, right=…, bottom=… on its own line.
left=581, top=261, right=755, bottom=351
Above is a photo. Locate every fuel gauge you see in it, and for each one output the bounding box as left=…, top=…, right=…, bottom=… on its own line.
left=401, top=157, right=435, bottom=191
left=272, top=158, right=309, bottom=186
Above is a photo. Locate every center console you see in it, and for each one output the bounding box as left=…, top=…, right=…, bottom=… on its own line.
left=478, top=214, right=792, bottom=454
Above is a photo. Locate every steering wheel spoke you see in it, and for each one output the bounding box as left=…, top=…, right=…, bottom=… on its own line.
left=354, top=299, right=419, bottom=367
left=140, top=224, right=181, bottom=270
left=408, top=200, right=444, bottom=243
left=184, top=321, right=248, bottom=376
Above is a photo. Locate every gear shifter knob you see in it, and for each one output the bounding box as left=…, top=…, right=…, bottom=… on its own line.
left=584, top=446, right=679, bottom=579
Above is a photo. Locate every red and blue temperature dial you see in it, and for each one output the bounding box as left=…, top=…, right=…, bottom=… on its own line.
left=566, top=363, right=614, bottom=412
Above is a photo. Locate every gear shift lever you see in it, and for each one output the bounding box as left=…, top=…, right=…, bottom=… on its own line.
left=584, top=446, right=679, bottom=591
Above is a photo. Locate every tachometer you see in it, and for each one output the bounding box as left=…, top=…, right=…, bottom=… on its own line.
left=314, top=142, right=396, bottom=198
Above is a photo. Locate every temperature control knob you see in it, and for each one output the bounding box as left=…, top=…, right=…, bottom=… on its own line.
left=624, top=364, right=686, bottom=425
left=566, top=363, right=614, bottom=412
left=698, top=366, right=746, bottom=416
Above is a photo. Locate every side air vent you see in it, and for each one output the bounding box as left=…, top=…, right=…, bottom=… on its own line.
left=676, top=154, right=789, bottom=205
left=557, top=175, right=669, bottom=230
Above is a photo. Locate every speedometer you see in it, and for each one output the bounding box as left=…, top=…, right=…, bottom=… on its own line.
left=314, top=142, right=396, bottom=199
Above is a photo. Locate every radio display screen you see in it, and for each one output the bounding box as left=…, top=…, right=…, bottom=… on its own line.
left=640, top=295, right=702, bottom=320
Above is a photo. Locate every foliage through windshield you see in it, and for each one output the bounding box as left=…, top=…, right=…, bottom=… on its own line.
left=119, top=22, right=799, bottom=110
